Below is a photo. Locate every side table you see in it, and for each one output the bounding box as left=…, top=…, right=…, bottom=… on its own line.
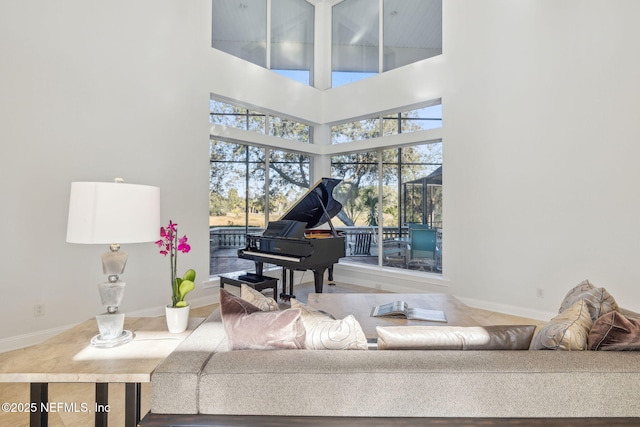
left=0, top=316, right=202, bottom=427
left=219, top=272, right=278, bottom=299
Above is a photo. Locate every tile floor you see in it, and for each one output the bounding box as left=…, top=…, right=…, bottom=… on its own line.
left=0, top=282, right=544, bottom=427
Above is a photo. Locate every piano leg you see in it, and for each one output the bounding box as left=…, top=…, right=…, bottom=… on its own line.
left=280, top=269, right=286, bottom=300
left=328, top=266, right=336, bottom=286
left=288, top=269, right=295, bottom=298
left=280, top=269, right=296, bottom=300
left=312, top=268, right=326, bottom=293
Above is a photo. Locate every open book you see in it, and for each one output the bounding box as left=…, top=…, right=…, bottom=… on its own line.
left=370, top=301, right=447, bottom=322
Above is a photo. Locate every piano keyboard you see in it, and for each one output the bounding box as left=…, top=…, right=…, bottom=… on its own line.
left=240, top=250, right=302, bottom=263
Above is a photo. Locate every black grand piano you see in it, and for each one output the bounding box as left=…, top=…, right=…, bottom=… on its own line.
left=238, top=177, right=345, bottom=298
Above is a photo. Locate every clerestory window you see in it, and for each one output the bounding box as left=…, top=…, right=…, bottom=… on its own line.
left=211, top=0, right=442, bottom=87
left=332, top=0, right=442, bottom=87
left=212, top=0, right=314, bottom=86
left=210, top=98, right=312, bottom=144
left=331, top=100, right=442, bottom=144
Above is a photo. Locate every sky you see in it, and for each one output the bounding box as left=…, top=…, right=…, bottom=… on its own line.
left=272, top=69, right=378, bottom=88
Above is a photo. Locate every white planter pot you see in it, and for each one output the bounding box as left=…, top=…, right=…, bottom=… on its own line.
left=165, top=304, right=190, bottom=333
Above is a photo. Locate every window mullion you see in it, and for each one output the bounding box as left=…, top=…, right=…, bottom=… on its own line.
left=377, top=149, right=383, bottom=265
left=266, top=0, right=272, bottom=69
left=266, top=113, right=271, bottom=136
left=397, top=147, right=402, bottom=233
left=265, top=147, right=270, bottom=225
left=378, top=0, right=383, bottom=73
left=245, top=146, right=250, bottom=235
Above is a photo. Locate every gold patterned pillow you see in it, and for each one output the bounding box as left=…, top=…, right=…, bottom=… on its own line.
left=291, top=300, right=367, bottom=350
left=532, top=299, right=593, bottom=350
left=558, top=280, right=618, bottom=321
left=240, top=283, right=279, bottom=311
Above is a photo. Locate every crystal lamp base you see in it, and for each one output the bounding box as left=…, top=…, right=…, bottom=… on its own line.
left=92, top=312, right=133, bottom=348
left=90, top=329, right=134, bottom=348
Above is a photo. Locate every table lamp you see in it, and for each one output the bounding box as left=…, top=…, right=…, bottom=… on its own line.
left=66, top=178, right=160, bottom=347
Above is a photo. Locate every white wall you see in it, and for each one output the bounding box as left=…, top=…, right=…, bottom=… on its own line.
left=0, top=0, right=213, bottom=348
left=3, top=0, right=640, bottom=349
left=441, top=0, right=640, bottom=314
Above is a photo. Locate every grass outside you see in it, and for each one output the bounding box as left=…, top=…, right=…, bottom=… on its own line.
left=210, top=213, right=266, bottom=227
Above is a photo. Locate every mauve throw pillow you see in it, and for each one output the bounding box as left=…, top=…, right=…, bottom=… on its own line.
left=558, top=280, right=619, bottom=322
left=220, top=288, right=305, bottom=350
left=588, top=311, right=640, bottom=351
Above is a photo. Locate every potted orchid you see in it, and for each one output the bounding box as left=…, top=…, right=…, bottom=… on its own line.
left=156, top=220, right=195, bottom=332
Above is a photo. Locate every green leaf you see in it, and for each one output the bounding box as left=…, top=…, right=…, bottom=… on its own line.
left=175, top=301, right=187, bottom=307
left=178, top=279, right=195, bottom=300
left=183, top=269, right=196, bottom=282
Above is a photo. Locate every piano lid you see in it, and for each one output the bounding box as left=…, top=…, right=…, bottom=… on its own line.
left=279, top=178, right=343, bottom=229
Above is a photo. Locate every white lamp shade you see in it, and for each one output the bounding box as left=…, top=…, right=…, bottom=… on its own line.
left=66, top=181, right=161, bottom=244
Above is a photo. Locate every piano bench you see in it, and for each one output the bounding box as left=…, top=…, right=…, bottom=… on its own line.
left=219, top=272, right=278, bottom=299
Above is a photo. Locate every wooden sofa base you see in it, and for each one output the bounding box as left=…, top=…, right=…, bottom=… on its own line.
left=139, top=413, right=640, bottom=427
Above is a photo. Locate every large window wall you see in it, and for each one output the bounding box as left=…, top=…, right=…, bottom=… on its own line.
left=209, top=98, right=443, bottom=277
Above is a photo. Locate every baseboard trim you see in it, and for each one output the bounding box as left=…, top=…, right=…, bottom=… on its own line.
left=0, top=324, right=76, bottom=353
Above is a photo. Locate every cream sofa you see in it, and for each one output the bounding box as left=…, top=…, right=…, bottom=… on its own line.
left=144, top=306, right=640, bottom=424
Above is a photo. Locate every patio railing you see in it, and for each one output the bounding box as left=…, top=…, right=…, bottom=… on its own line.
left=209, top=226, right=408, bottom=252
left=210, top=227, right=262, bottom=250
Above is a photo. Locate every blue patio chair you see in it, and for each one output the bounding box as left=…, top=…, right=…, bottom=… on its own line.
left=407, top=227, right=438, bottom=271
